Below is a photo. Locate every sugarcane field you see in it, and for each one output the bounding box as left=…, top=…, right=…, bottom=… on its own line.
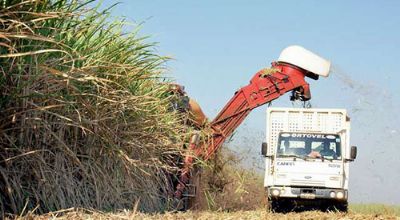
left=0, top=1, right=399, bottom=219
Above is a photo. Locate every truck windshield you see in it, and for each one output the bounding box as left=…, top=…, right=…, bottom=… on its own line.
left=277, top=133, right=342, bottom=160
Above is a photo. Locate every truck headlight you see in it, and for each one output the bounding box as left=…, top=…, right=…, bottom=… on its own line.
left=336, top=191, right=344, bottom=199
left=272, top=189, right=280, bottom=196
left=329, top=191, right=336, bottom=198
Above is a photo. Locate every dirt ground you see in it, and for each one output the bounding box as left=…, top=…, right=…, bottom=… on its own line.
left=11, top=209, right=399, bottom=220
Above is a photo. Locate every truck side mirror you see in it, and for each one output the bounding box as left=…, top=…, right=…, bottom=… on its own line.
left=261, top=142, right=268, bottom=156
left=350, top=146, right=357, bottom=160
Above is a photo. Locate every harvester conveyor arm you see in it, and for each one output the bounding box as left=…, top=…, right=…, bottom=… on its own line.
left=174, top=62, right=313, bottom=199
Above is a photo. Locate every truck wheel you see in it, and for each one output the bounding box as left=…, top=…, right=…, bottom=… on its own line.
left=267, top=200, right=278, bottom=212
left=267, top=199, right=291, bottom=213
left=334, top=201, right=348, bottom=212
left=326, top=201, right=348, bottom=212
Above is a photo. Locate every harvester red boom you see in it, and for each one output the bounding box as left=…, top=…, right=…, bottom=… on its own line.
left=174, top=46, right=331, bottom=204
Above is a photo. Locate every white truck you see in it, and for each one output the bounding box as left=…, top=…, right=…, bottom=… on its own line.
left=261, top=107, right=357, bottom=212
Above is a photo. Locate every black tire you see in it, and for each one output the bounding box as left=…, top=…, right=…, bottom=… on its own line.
left=334, top=201, right=348, bottom=212
left=267, top=199, right=277, bottom=212
left=267, top=198, right=292, bottom=213
left=325, top=201, right=348, bottom=212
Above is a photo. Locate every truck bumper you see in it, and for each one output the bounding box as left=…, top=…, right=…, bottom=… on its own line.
left=267, top=186, right=348, bottom=201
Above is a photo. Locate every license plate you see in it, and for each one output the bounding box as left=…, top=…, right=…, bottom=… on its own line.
left=300, top=193, right=316, bottom=199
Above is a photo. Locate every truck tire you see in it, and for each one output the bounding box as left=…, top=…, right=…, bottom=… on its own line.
left=267, top=200, right=278, bottom=212
left=334, top=201, right=348, bottom=212
left=325, top=201, right=348, bottom=212
left=267, top=199, right=292, bottom=213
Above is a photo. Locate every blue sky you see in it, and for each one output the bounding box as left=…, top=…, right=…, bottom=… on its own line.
left=102, top=0, right=400, bottom=204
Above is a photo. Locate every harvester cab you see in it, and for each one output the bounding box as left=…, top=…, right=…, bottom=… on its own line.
left=167, top=83, right=208, bottom=128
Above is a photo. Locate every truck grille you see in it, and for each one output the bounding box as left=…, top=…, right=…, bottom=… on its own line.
left=291, top=179, right=325, bottom=187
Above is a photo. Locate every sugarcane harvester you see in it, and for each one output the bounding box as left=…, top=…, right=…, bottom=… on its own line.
left=173, top=45, right=331, bottom=207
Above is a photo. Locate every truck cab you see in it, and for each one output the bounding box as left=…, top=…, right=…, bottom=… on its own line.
left=261, top=108, right=357, bottom=212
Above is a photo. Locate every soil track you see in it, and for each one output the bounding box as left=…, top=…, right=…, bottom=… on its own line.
left=13, top=209, right=399, bottom=220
